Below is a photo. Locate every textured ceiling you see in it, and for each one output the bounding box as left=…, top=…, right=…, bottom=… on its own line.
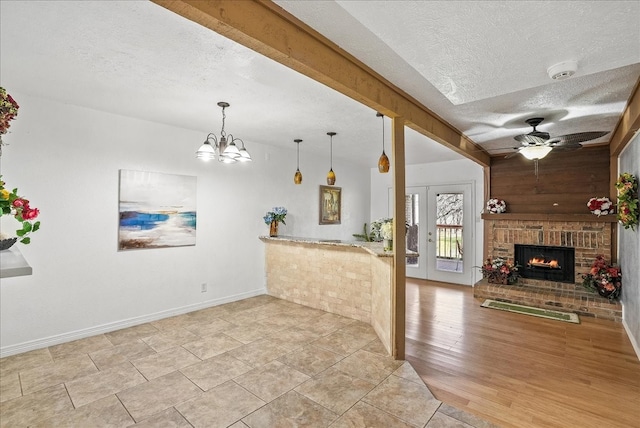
left=1, top=1, right=639, bottom=166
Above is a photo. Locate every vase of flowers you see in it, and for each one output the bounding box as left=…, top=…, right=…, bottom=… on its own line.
left=0, top=87, right=19, bottom=156
left=263, top=206, right=287, bottom=237
left=615, top=173, right=638, bottom=231
left=486, top=198, right=506, bottom=214
left=479, top=257, right=520, bottom=284
left=380, top=220, right=393, bottom=251
left=0, top=175, right=41, bottom=247
left=587, top=196, right=613, bottom=216
left=582, top=255, right=621, bottom=300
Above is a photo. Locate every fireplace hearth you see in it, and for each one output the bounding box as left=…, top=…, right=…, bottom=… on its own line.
left=514, top=244, right=575, bottom=283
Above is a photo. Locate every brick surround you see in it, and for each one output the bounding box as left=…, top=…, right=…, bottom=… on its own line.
left=477, top=217, right=622, bottom=321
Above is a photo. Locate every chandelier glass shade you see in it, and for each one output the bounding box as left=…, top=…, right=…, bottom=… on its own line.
left=520, top=145, right=552, bottom=160
left=196, top=101, right=251, bottom=163
left=326, top=132, right=336, bottom=185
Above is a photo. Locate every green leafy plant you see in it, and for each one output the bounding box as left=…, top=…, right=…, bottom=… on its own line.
left=352, top=223, right=374, bottom=241
left=0, top=176, right=41, bottom=244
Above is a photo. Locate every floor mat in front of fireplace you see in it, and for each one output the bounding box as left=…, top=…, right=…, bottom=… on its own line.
left=481, top=299, right=580, bottom=324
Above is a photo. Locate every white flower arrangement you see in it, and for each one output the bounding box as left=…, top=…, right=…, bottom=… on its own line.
left=587, top=197, right=613, bottom=217
left=486, top=198, right=506, bottom=214
left=380, top=220, right=393, bottom=240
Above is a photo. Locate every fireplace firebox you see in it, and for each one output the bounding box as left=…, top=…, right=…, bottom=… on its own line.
left=514, top=244, right=575, bottom=283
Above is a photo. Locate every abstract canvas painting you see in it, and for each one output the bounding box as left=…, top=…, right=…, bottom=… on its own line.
left=118, top=170, right=196, bottom=250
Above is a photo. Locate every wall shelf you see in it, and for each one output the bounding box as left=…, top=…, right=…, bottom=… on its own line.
left=481, top=213, right=618, bottom=223
left=1, top=247, right=33, bottom=278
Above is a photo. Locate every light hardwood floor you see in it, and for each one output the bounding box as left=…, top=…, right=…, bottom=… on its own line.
left=405, top=279, right=640, bottom=428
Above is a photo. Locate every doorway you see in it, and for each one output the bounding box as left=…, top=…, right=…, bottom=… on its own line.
left=392, top=183, right=474, bottom=285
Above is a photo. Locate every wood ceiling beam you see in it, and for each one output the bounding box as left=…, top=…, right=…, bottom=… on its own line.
left=151, top=0, right=490, bottom=167
left=609, top=76, right=640, bottom=158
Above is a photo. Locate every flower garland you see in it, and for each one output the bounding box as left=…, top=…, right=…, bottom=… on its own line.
left=0, top=87, right=20, bottom=155
left=0, top=176, right=41, bottom=244
left=582, top=255, right=621, bottom=300
left=486, top=198, right=506, bottom=214
left=615, top=173, right=638, bottom=231
left=586, top=197, right=613, bottom=216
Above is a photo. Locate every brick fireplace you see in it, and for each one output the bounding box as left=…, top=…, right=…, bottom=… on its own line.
left=475, top=213, right=622, bottom=321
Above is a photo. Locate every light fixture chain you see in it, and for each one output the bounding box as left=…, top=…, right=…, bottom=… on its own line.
left=382, top=115, right=385, bottom=152
left=330, top=134, right=333, bottom=169
left=220, top=106, right=226, bottom=137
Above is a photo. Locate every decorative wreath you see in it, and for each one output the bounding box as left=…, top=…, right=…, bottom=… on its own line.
left=486, top=198, right=506, bottom=214
left=616, top=173, right=638, bottom=231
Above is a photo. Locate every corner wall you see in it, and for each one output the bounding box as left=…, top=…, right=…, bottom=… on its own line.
left=0, top=92, right=370, bottom=356
left=619, top=132, right=640, bottom=356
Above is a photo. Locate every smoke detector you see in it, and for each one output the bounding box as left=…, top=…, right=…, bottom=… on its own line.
left=547, top=61, right=578, bottom=80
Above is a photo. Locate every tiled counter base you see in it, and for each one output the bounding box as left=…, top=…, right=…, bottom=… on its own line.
left=474, top=280, right=622, bottom=322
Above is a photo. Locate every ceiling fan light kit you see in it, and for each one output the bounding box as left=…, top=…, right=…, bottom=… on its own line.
left=547, top=60, right=578, bottom=80
left=520, top=145, right=553, bottom=160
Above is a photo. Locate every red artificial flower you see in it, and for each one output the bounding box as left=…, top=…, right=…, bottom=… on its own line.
left=22, top=207, right=39, bottom=220
left=12, top=198, right=28, bottom=208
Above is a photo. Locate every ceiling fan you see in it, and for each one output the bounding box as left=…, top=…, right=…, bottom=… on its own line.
left=507, top=117, right=609, bottom=160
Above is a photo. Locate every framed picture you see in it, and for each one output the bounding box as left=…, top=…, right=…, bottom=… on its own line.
left=319, top=185, right=341, bottom=224
left=118, top=170, right=197, bottom=250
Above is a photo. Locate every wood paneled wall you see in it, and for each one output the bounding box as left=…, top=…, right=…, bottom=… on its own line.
left=489, top=146, right=610, bottom=214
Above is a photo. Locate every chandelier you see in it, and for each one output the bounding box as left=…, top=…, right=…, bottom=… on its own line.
left=196, top=102, right=251, bottom=163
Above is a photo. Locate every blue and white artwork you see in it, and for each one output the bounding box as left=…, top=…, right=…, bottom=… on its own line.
left=118, top=170, right=196, bottom=250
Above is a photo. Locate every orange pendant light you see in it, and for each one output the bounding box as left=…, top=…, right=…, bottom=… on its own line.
left=377, top=112, right=390, bottom=173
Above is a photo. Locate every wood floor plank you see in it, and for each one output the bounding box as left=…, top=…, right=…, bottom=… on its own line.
left=405, top=279, right=640, bottom=428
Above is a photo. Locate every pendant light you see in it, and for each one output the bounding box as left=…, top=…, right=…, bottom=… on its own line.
left=326, top=132, right=336, bottom=185
left=377, top=112, right=390, bottom=173
left=294, top=139, right=303, bottom=184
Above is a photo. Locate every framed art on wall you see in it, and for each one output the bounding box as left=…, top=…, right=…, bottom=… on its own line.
left=319, top=185, right=341, bottom=224
left=118, top=170, right=197, bottom=250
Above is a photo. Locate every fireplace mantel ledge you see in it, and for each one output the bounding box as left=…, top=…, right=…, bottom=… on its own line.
left=481, top=213, right=618, bottom=223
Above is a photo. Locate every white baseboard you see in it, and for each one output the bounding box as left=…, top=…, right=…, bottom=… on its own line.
left=622, top=310, right=640, bottom=362
left=0, top=288, right=266, bottom=358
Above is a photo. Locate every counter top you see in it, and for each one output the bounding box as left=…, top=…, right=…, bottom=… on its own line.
left=259, top=235, right=418, bottom=258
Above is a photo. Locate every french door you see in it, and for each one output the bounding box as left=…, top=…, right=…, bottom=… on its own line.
left=392, top=183, right=474, bottom=285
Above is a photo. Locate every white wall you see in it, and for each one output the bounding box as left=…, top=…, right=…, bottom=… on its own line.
left=619, top=132, right=640, bottom=358
left=370, top=158, right=485, bottom=285
left=0, top=92, right=370, bottom=356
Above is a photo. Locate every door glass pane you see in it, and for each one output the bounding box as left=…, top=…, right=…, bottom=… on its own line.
left=436, top=193, right=463, bottom=272
left=405, top=193, right=419, bottom=266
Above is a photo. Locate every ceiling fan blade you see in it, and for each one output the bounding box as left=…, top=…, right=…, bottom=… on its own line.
left=549, top=131, right=609, bottom=146
left=551, top=143, right=583, bottom=152
left=504, top=151, right=520, bottom=159
left=514, top=134, right=546, bottom=145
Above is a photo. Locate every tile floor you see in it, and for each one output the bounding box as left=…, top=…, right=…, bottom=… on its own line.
left=0, top=295, right=495, bottom=427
